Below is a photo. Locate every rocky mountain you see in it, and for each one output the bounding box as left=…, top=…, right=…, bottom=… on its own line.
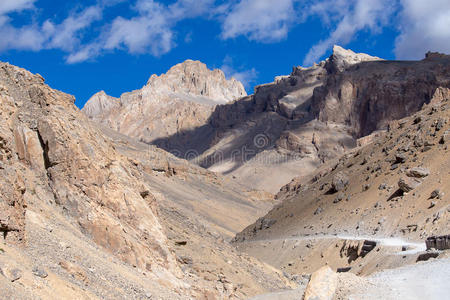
left=2, top=46, right=450, bottom=299
left=0, top=62, right=289, bottom=299
left=82, top=60, right=246, bottom=146
left=234, top=87, right=450, bottom=280
left=144, top=46, right=450, bottom=193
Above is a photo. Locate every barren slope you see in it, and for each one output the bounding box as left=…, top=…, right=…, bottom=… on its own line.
left=234, top=87, right=450, bottom=278
left=152, top=48, right=450, bottom=193
left=0, top=61, right=289, bottom=299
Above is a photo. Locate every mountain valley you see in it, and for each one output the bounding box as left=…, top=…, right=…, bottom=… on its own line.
left=0, top=46, right=449, bottom=299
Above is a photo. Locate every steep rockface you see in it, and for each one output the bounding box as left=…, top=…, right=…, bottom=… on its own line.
left=151, top=46, right=450, bottom=193
left=234, top=88, right=450, bottom=279
left=0, top=62, right=289, bottom=299
left=82, top=60, right=246, bottom=146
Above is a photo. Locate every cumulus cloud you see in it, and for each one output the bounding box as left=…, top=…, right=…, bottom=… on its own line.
left=68, top=0, right=215, bottom=63
left=0, top=0, right=36, bottom=15
left=0, top=3, right=103, bottom=54
left=103, top=2, right=173, bottom=55
left=46, top=6, right=103, bottom=51
left=303, top=0, right=395, bottom=66
left=395, top=0, right=450, bottom=60
left=221, top=0, right=298, bottom=42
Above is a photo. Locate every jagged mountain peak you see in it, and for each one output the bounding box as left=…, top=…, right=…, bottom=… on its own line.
left=83, top=59, right=247, bottom=121
left=82, top=90, right=119, bottom=119
left=145, top=59, right=247, bottom=101
left=328, top=45, right=383, bottom=72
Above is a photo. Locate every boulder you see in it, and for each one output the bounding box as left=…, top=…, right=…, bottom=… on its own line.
left=331, top=172, right=349, bottom=193
left=430, top=189, right=442, bottom=199
left=398, top=177, right=422, bottom=193
left=395, top=153, right=407, bottom=163
left=407, top=167, right=430, bottom=178
left=303, top=265, right=338, bottom=300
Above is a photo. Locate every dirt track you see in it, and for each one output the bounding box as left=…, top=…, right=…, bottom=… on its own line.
left=344, top=257, right=450, bottom=300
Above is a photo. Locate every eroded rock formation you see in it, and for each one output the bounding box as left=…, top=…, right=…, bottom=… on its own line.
left=83, top=47, right=450, bottom=193
left=82, top=60, right=246, bottom=145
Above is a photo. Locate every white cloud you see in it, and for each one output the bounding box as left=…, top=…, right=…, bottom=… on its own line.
left=0, top=0, right=36, bottom=15
left=0, top=0, right=45, bottom=51
left=0, top=4, right=103, bottom=54
left=103, top=5, right=173, bottom=55
left=0, top=23, right=49, bottom=51
left=395, top=0, right=450, bottom=59
left=221, top=0, right=297, bottom=42
left=66, top=44, right=100, bottom=64
left=47, top=6, right=103, bottom=51
left=69, top=0, right=216, bottom=63
left=221, top=56, right=257, bottom=90
left=184, top=31, right=193, bottom=43
left=303, top=0, right=395, bottom=66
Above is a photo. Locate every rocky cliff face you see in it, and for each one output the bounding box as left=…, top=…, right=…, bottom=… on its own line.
left=0, top=61, right=291, bottom=299
left=234, top=87, right=450, bottom=277
left=82, top=60, right=246, bottom=145
left=0, top=61, right=181, bottom=281
left=81, top=47, right=450, bottom=194
left=150, top=46, right=450, bottom=193
left=312, top=50, right=450, bottom=137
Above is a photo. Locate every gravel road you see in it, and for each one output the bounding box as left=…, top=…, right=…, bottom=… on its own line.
left=346, top=257, right=450, bottom=300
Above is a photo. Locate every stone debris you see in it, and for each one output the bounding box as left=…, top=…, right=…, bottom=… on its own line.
left=430, top=189, right=442, bottom=199
left=8, top=268, right=22, bottom=282
left=32, top=266, right=48, bottom=278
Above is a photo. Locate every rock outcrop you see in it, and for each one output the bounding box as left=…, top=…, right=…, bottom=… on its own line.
left=0, top=61, right=180, bottom=281
left=234, top=87, right=450, bottom=276
left=158, top=47, right=450, bottom=192
left=0, top=61, right=289, bottom=299
left=82, top=60, right=246, bottom=145
left=303, top=265, right=338, bottom=300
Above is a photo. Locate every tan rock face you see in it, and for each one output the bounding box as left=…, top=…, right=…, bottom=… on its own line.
left=82, top=47, right=450, bottom=193
left=0, top=62, right=181, bottom=284
left=82, top=60, right=246, bottom=145
left=311, top=52, right=450, bottom=137
left=234, top=87, right=450, bottom=277
left=0, top=61, right=291, bottom=299
left=327, top=45, right=383, bottom=73
left=146, top=59, right=246, bottom=101
left=303, top=265, right=338, bottom=300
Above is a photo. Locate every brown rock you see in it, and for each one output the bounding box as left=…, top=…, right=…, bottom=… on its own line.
left=331, top=172, right=349, bottom=192
left=303, top=265, right=338, bottom=300
left=398, top=177, right=422, bottom=192
left=59, top=261, right=88, bottom=283
left=407, top=167, right=430, bottom=178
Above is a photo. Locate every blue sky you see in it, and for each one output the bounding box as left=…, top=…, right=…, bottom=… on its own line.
left=0, top=0, right=449, bottom=108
